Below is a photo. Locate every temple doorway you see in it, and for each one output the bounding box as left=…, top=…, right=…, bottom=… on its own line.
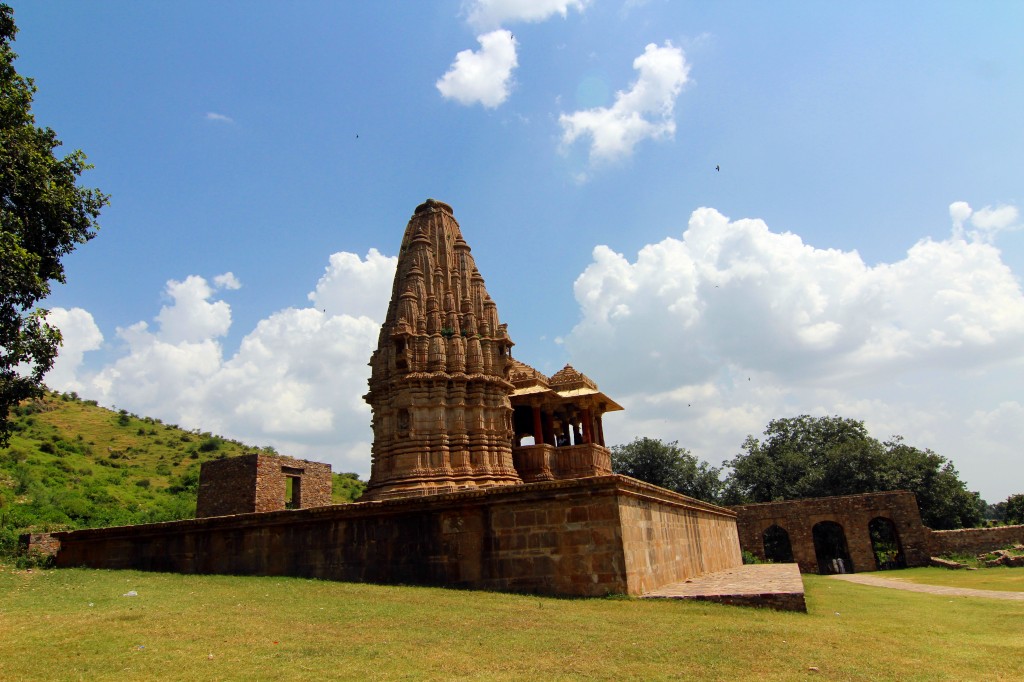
left=812, top=521, right=853, bottom=574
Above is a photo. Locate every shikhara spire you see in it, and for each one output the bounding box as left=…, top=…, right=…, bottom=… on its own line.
left=362, top=199, right=521, bottom=499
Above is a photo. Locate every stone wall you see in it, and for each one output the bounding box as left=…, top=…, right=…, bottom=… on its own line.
left=732, top=491, right=932, bottom=574
left=18, top=532, right=62, bottom=559
left=929, top=525, right=1024, bottom=556
left=49, top=476, right=741, bottom=597
left=196, top=454, right=332, bottom=517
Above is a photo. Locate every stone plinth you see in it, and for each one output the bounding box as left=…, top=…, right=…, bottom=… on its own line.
left=48, top=476, right=742, bottom=597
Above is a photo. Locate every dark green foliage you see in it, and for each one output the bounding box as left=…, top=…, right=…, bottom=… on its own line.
left=332, top=472, right=366, bottom=503
left=1004, top=494, right=1024, bottom=525
left=611, top=437, right=724, bottom=503
left=197, top=436, right=222, bottom=452
left=722, top=415, right=983, bottom=530
left=0, top=5, right=109, bottom=445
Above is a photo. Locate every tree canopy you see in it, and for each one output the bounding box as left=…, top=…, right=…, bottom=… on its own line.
left=722, top=415, right=983, bottom=530
left=611, top=437, right=724, bottom=503
left=0, top=4, right=107, bottom=445
left=1004, top=494, right=1024, bottom=526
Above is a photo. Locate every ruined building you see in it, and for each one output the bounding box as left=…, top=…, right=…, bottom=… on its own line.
left=362, top=199, right=620, bottom=500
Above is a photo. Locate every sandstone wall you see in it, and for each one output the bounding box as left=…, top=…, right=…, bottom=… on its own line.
left=732, top=491, right=931, bottom=573
left=49, top=476, right=741, bottom=597
left=929, top=525, right=1024, bottom=556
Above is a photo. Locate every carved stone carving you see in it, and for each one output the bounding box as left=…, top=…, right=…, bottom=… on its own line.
left=363, top=199, right=522, bottom=500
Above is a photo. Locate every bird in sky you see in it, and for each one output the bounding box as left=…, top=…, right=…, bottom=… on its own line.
left=715, top=165, right=720, bottom=172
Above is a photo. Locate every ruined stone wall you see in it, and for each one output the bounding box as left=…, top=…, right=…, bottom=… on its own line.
left=18, top=532, right=62, bottom=559
left=732, top=491, right=932, bottom=573
left=196, top=455, right=259, bottom=518
left=618, top=481, right=742, bottom=595
left=49, top=476, right=741, bottom=597
left=929, top=525, right=1024, bottom=556
left=196, top=454, right=332, bottom=518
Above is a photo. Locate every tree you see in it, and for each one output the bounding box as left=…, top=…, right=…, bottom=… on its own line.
left=722, top=415, right=983, bottom=529
left=611, top=437, right=724, bottom=503
left=0, top=4, right=107, bottom=445
left=880, top=436, right=983, bottom=530
left=722, top=416, right=883, bottom=503
left=1004, top=494, right=1024, bottom=526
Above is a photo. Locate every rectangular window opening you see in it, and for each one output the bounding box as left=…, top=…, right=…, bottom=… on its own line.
left=285, top=475, right=301, bottom=509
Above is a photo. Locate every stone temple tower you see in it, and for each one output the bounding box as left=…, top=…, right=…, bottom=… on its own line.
left=362, top=199, right=522, bottom=500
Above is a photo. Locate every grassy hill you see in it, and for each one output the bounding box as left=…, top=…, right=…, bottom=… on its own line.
left=0, top=391, right=365, bottom=558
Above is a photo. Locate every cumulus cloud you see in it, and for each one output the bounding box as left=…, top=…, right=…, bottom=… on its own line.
left=950, top=200, right=1021, bottom=243
left=154, top=276, right=233, bottom=344
left=437, top=30, right=519, bottom=108
left=564, top=203, right=1024, bottom=501
left=307, top=248, right=397, bottom=318
left=560, top=41, right=690, bottom=163
left=214, top=272, right=242, bottom=290
left=45, top=251, right=397, bottom=475
left=44, top=308, right=104, bottom=393
left=464, top=0, right=590, bottom=31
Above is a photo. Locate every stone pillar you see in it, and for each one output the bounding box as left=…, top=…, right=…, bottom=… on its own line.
left=542, top=411, right=555, bottom=447
left=582, top=408, right=593, bottom=444
left=532, top=405, right=544, bottom=445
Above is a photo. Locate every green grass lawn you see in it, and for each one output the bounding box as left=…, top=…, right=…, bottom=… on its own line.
left=1, top=567, right=1021, bottom=681
left=878, top=566, right=1024, bottom=592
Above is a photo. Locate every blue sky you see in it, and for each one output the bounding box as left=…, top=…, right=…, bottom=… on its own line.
left=11, top=1, right=1023, bottom=502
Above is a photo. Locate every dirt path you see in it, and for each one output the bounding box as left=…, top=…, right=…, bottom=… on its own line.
left=831, top=573, right=1024, bottom=601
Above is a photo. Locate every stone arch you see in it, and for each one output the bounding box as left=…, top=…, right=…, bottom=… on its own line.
left=812, top=520, right=854, bottom=574
left=762, top=524, right=795, bottom=563
left=869, top=516, right=906, bottom=570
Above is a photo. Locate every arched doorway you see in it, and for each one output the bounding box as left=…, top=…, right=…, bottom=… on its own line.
left=869, top=517, right=906, bottom=570
left=762, top=524, right=794, bottom=563
left=812, top=521, right=854, bottom=574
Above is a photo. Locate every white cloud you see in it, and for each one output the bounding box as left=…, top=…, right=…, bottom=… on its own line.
left=307, top=248, right=397, bottom=318
left=565, top=203, right=1024, bottom=502
left=205, top=112, right=234, bottom=123
left=560, top=41, right=690, bottom=163
left=154, top=276, right=233, bottom=344
left=45, top=251, right=397, bottom=476
left=949, top=200, right=1021, bottom=243
left=214, top=272, right=242, bottom=290
left=44, top=308, right=103, bottom=393
left=464, top=0, right=589, bottom=31
left=437, top=30, right=519, bottom=108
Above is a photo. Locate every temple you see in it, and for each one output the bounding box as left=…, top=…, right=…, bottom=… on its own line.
left=362, top=199, right=621, bottom=500
left=30, top=198, right=757, bottom=602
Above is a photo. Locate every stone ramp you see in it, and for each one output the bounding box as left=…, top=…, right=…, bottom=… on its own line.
left=642, top=563, right=806, bottom=612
